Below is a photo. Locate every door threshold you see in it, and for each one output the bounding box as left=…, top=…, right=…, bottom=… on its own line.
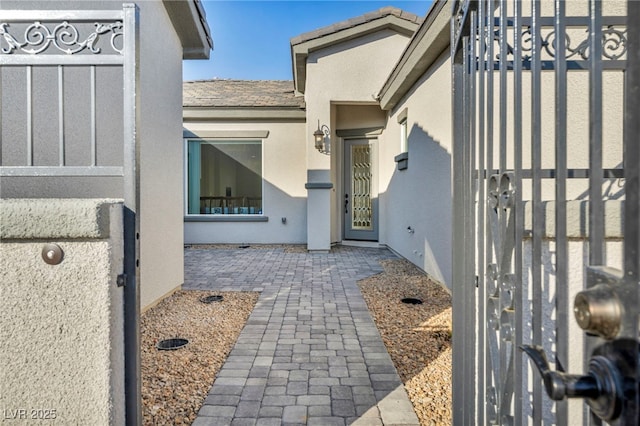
left=339, top=240, right=382, bottom=248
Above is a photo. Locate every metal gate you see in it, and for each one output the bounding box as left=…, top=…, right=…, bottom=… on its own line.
left=0, top=6, right=140, bottom=424
left=452, top=0, right=639, bottom=424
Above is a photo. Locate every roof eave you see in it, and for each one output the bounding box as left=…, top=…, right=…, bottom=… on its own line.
left=291, top=15, right=420, bottom=94
left=378, top=0, right=451, bottom=111
left=163, top=0, right=213, bottom=60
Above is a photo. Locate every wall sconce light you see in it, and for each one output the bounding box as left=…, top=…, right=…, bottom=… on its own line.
left=313, top=120, right=330, bottom=154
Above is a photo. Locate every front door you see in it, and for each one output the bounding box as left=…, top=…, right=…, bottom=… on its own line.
left=344, top=139, right=378, bottom=241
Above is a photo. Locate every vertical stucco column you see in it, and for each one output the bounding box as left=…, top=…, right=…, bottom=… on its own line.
left=306, top=179, right=333, bottom=251
left=0, top=199, right=125, bottom=425
left=306, top=103, right=333, bottom=252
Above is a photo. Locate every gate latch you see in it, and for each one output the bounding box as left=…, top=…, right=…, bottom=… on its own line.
left=574, top=266, right=624, bottom=339
left=520, top=344, right=623, bottom=421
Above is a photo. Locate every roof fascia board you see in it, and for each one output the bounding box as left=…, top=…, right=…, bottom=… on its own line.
left=183, top=130, right=270, bottom=139
left=184, top=108, right=306, bottom=121
left=378, top=0, right=450, bottom=110
left=292, top=15, right=420, bottom=94
left=163, top=0, right=212, bottom=59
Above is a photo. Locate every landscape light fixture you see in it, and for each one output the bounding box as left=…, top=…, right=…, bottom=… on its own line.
left=313, top=120, right=330, bottom=153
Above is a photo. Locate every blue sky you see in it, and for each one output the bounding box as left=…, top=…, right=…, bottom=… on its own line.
left=183, top=1, right=433, bottom=81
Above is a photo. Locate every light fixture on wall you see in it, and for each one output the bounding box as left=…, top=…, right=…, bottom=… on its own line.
left=313, top=120, right=330, bottom=154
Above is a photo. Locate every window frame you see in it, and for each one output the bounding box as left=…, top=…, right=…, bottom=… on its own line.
left=397, top=108, right=409, bottom=154
left=400, top=118, right=408, bottom=153
left=395, top=108, right=409, bottom=170
left=183, top=137, right=265, bottom=219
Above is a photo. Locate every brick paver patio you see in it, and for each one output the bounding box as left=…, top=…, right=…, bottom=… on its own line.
left=184, top=245, right=419, bottom=426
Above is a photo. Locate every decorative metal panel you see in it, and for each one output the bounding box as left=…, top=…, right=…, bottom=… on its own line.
left=351, top=144, right=373, bottom=230
left=0, top=20, right=123, bottom=55
left=0, top=6, right=141, bottom=424
left=452, top=1, right=638, bottom=424
left=0, top=9, right=128, bottom=178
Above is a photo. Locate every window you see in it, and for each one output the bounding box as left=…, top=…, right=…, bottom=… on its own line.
left=395, top=108, right=409, bottom=170
left=186, top=139, right=262, bottom=215
left=400, top=118, right=408, bottom=153
left=397, top=108, right=408, bottom=153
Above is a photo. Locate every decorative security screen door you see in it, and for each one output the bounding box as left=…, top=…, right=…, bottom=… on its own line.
left=344, top=139, right=378, bottom=241
left=452, top=0, right=639, bottom=424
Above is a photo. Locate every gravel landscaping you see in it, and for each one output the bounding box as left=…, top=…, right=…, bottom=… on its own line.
left=141, top=252, right=451, bottom=425
left=358, top=259, right=453, bottom=425
left=141, top=290, right=259, bottom=425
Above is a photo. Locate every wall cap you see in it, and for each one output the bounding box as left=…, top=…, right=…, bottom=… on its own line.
left=0, top=199, right=122, bottom=239
left=522, top=200, right=623, bottom=239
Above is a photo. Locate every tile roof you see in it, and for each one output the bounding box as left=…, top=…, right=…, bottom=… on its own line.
left=290, top=6, right=423, bottom=46
left=183, top=79, right=305, bottom=109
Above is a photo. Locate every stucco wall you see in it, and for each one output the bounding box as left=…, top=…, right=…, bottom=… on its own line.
left=0, top=199, right=124, bottom=425
left=183, top=120, right=308, bottom=244
left=136, top=0, right=186, bottom=309
left=380, top=50, right=453, bottom=287
left=0, top=0, right=187, bottom=310
left=304, top=29, right=413, bottom=248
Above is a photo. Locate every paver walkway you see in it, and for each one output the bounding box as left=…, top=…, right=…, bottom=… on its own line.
left=184, top=245, right=420, bottom=426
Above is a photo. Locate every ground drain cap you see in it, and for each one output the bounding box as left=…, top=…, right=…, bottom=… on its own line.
left=156, top=338, right=189, bottom=351
left=200, top=295, right=224, bottom=304
left=401, top=298, right=423, bottom=305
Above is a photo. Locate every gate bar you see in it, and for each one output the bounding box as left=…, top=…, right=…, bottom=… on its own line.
left=531, top=0, right=544, bottom=423
left=554, top=0, right=569, bottom=424
left=589, top=0, right=604, bottom=266
left=587, top=3, right=605, bottom=423
left=622, top=0, right=640, bottom=422
left=122, top=4, right=140, bottom=426
left=477, top=1, right=486, bottom=423
left=470, top=11, right=480, bottom=419
left=452, top=39, right=465, bottom=426
left=485, top=2, right=498, bottom=419
left=499, top=0, right=507, bottom=170
left=626, top=0, right=640, bottom=283
left=463, top=32, right=476, bottom=424
left=498, top=2, right=514, bottom=422
left=513, top=0, right=525, bottom=422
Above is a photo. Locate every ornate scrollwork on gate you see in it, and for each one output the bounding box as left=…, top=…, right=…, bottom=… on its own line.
left=0, top=21, right=123, bottom=55
left=486, top=172, right=517, bottom=424
left=452, top=0, right=474, bottom=53
left=487, top=23, right=627, bottom=65
left=523, top=25, right=627, bottom=61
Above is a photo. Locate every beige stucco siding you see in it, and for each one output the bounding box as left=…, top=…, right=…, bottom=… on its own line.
left=303, top=29, right=412, bottom=247
left=0, top=199, right=125, bottom=425
left=183, top=120, right=307, bottom=244
left=379, top=50, right=453, bottom=287
left=137, top=1, right=186, bottom=309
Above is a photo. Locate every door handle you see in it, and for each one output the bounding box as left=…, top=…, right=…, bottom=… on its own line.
left=345, top=194, right=349, bottom=214
left=520, top=344, right=623, bottom=422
